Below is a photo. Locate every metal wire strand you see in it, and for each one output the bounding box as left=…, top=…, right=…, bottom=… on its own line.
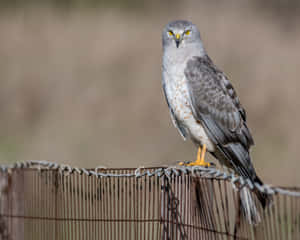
left=0, top=161, right=299, bottom=240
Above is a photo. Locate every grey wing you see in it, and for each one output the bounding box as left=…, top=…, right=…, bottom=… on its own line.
left=162, top=79, right=187, bottom=140
left=185, top=56, right=256, bottom=180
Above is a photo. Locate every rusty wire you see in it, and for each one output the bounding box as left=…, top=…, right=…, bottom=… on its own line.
left=0, top=161, right=299, bottom=240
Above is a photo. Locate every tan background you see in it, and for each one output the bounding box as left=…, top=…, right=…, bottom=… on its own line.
left=0, top=1, right=299, bottom=186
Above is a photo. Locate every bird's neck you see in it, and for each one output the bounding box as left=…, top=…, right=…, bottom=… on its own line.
left=163, top=43, right=206, bottom=67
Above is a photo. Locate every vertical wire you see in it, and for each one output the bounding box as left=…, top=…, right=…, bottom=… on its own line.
left=184, top=175, right=188, bottom=239
left=100, top=175, right=105, bottom=240
left=44, top=170, right=48, bottom=240
left=44, top=171, right=53, bottom=239
left=58, top=172, right=62, bottom=240
left=140, top=175, right=144, bottom=240
left=129, top=171, right=132, bottom=240
left=284, top=195, right=290, bottom=240
left=77, top=172, right=81, bottom=240
left=218, top=181, right=229, bottom=235
left=275, top=194, right=283, bottom=240
left=117, top=171, right=120, bottom=240
left=153, top=175, right=157, bottom=240
left=290, top=195, right=295, bottom=240
left=158, top=175, right=162, bottom=240
left=24, top=170, right=28, bottom=239
left=60, top=172, right=64, bottom=239
left=266, top=200, right=274, bottom=240
left=190, top=176, right=193, bottom=240
left=64, top=173, right=68, bottom=240
left=34, top=170, right=38, bottom=240
left=189, top=175, right=193, bottom=239
left=55, top=171, right=59, bottom=240
left=166, top=176, right=170, bottom=240
left=108, top=174, right=112, bottom=240
left=270, top=202, right=278, bottom=240
left=134, top=175, right=137, bottom=240
left=71, top=173, right=76, bottom=240
left=122, top=170, right=125, bottom=240
left=98, top=175, right=103, bottom=240
left=98, top=173, right=101, bottom=240
left=179, top=173, right=184, bottom=240
left=78, top=173, right=82, bottom=240
left=100, top=174, right=103, bottom=240
left=85, top=174, right=89, bottom=240
left=27, top=170, right=31, bottom=240
left=160, top=175, right=165, bottom=240
left=72, top=172, right=76, bottom=240
left=104, top=172, right=108, bottom=240
left=202, top=178, right=211, bottom=239
left=168, top=177, right=172, bottom=240
left=203, top=178, right=211, bottom=240
left=175, top=174, right=179, bottom=240
left=294, top=194, right=300, bottom=239
left=109, top=172, right=113, bottom=240
left=68, top=173, right=72, bottom=240
left=293, top=194, right=300, bottom=239
left=50, top=170, right=54, bottom=239
left=35, top=169, right=39, bottom=238
left=114, top=170, right=117, bottom=240
left=143, top=174, right=147, bottom=240
left=124, top=171, right=128, bottom=240
left=267, top=198, right=274, bottom=240
left=30, top=170, right=33, bottom=238
left=84, top=174, right=88, bottom=240
left=110, top=171, right=114, bottom=240
left=138, top=176, right=142, bottom=240
left=281, top=195, right=288, bottom=240
left=95, top=174, right=99, bottom=240
left=206, top=178, right=217, bottom=239
left=56, top=172, right=59, bottom=240
left=88, top=174, right=92, bottom=240
left=88, top=174, right=91, bottom=240
left=147, top=173, right=152, bottom=240
left=118, top=171, right=120, bottom=240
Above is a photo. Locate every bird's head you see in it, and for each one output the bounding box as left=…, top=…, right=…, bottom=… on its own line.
left=162, top=20, right=202, bottom=49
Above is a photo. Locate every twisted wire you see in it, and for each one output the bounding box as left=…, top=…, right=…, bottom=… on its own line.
left=0, top=160, right=299, bottom=197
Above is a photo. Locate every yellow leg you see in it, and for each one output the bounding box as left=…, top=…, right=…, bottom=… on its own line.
left=186, top=144, right=210, bottom=167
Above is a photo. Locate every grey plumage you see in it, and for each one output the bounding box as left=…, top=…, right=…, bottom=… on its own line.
left=162, top=20, right=271, bottom=223
left=185, top=55, right=256, bottom=180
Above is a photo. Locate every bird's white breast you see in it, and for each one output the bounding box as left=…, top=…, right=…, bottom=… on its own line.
left=163, top=51, right=215, bottom=152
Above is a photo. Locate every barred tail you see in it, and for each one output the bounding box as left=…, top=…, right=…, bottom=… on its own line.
left=240, top=187, right=261, bottom=225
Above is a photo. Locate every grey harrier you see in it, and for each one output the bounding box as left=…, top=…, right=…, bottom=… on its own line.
left=161, top=20, right=271, bottom=216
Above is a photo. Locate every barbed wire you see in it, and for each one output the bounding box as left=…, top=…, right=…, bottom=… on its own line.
left=0, top=160, right=299, bottom=197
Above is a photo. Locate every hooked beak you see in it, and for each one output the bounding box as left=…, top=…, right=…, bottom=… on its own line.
left=175, top=33, right=181, bottom=48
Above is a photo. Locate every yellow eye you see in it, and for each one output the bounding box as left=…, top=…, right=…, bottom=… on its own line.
left=185, top=30, right=191, bottom=35
left=168, top=31, right=174, bottom=36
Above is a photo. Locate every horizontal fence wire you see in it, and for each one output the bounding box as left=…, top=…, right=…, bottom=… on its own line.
left=0, top=161, right=299, bottom=240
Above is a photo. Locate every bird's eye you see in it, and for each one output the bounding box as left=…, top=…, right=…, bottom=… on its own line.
left=185, top=30, right=191, bottom=35
left=168, top=31, right=174, bottom=36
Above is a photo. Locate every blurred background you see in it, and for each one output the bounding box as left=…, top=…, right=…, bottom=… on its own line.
left=0, top=0, right=299, bottom=186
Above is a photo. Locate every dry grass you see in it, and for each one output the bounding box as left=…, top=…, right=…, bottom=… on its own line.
left=0, top=2, right=299, bottom=185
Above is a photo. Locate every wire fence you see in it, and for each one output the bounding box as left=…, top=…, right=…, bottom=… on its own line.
left=0, top=161, right=299, bottom=239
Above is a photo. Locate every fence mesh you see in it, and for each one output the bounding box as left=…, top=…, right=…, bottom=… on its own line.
left=0, top=161, right=299, bottom=240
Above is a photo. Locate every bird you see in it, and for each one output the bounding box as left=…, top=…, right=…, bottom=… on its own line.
left=161, top=20, right=271, bottom=223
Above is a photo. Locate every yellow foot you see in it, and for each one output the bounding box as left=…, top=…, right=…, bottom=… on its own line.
left=186, top=160, right=210, bottom=167
left=178, top=144, right=210, bottom=167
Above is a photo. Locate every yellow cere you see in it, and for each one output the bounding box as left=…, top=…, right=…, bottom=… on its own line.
left=175, top=34, right=180, bottom=39
left=185, top=30, right=191, bottom=35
